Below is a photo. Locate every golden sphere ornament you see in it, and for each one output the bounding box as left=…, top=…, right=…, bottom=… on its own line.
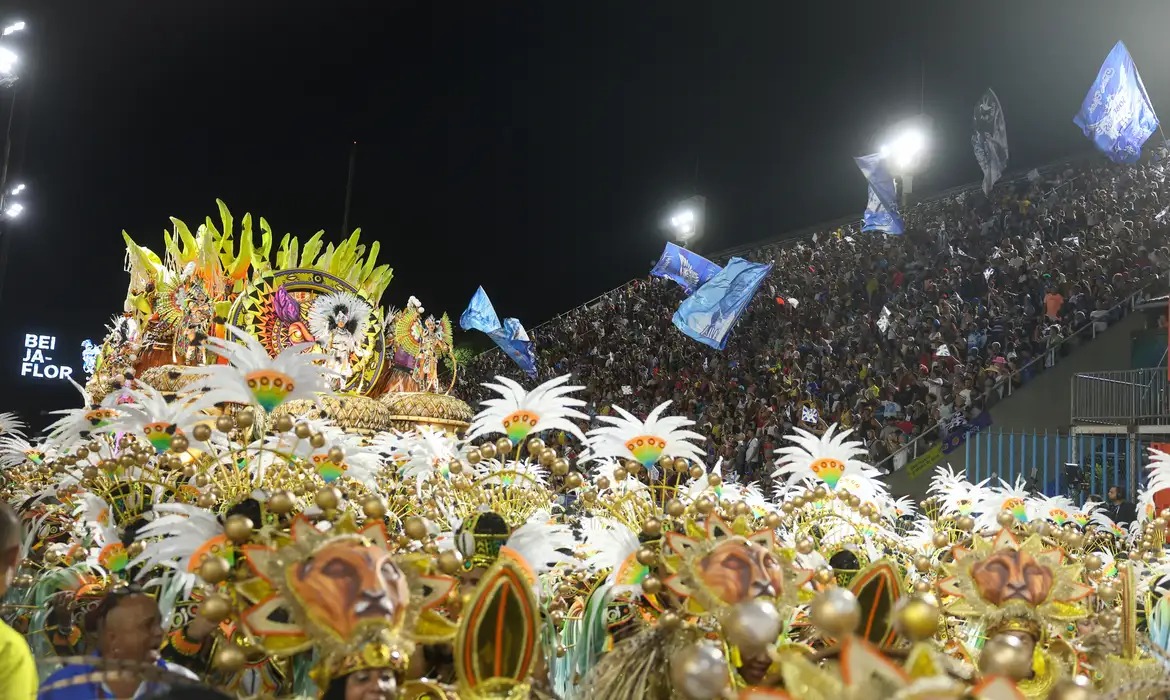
left=707, top=473, right=722, bottom=487
left=564, top=473, right=583, bottom=490
left=695, top=497, right=713, bottom=514
left=224, top=515, right=254, bottom=544
left=437, top=549, right=463, bottom=575
left=642, top=517, right=663, bottom=537
left=495, top=437, right=514, bottom=456
left=267, top=490, right=295, bottom=515
left=613, top=467, right=628, bottom=482
left=674, top=457, right=689, bottom=472
left=814, top=568, right=835, bottom=585
left=200, top=594, right=232, bottom=623
left=362, top=497, right=388, bottom=520
left=314, top=486, right=341, bottom=511
left=236, top=410, right=255, bottom=429
left=689, top=465, right=704, bottom=480
left=932, top=532, right=950, bottom=549
left=404, top=516, right=428, bottom=541
left=199, top=556, right=232, bottom=584
left=214, top=644, right=248, bottom=672
left=979, top=633, right=1033, bottom=680
left=723, top=599, right=782, bottom=654
left=636, top=547, right=657, bottom=566
left=809, top=588, right=861, bottom=637
left=82, top=466, right=99, bottom=481
left=196, top=493, right=217, bottom=509
left=309, top=433, right=327, bottom=449
left=956, top=515, right=975, bottom=532
left=996, top=511, right=1015, bottom=528
left=1084, top=554, right=1103, bottom=571
left=893, top=594, right=939, bottom=642
left=272, top=415, right=294, bottom=433
left=796, top=539, right=814, bottom=555
left=659, top=611, right=682, bottom=631
left=526, top=437, right=545, bottom=455
left=294, top=422, right=313, bottom=439
left=327, top=446, right=345, bottom=464
left=168, top=435, right=189, bottom=453
left=552, top=458, right=570, bottom=476
left=1096, top=582, right=1117, bottom=600
left=764, top=512, right=782, bottom=528
left=669, top=640, right=729, bottom=700
left=215, top=415, right=235, bottom=433
left=597, top=476, right=612, bottom=491
left=479, top=442, right=497, bottom=460
left=641, top=576, right=663, bottom=596
left=1047, top=676, right=1094, bottom=700
left=466, top=449, right=482, bottom=465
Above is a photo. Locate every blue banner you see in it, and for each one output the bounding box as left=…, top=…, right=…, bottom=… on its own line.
left=942, top=410, right=993, bottom=454
left=1074, top=41, right=1160, bottom=164
left=671, top=257, right=772, bottom=350
left=459, top=286, right=538, bottom=378
left=854, top=153, right=905, bottom=235
left=650, top=242, right=722, bottom=295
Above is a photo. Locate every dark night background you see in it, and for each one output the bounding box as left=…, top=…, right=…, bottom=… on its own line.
left=0, top=0, right=1169, bottom=425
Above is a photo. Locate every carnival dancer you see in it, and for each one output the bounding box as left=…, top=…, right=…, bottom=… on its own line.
left=0, top=501, right=37, bottom=700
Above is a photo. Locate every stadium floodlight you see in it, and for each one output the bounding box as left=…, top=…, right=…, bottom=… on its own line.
left=880, top=127, right=928, bottom=171
left=2, top=21, right=25, bottom=36
left=666, top=195, right=706, bottom=243
left=0, top=46, right=16, bottom=76
left=4, top=202, right=23, bottom=218
left=670, top=208, right=697, bottom=239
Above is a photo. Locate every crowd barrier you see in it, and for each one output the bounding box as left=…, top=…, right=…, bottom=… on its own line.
left=962, top=428, right=1166, bottom=502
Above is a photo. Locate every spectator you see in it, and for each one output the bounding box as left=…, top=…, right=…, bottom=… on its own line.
left=460, top=157, right=1166, bottom=480
left=39, top=586, right=199, bottom=700
left=1106, top=485, right=1137, bottom=527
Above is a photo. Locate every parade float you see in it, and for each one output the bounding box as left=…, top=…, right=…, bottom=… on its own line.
left=0, top=204, right=1166, bottom=699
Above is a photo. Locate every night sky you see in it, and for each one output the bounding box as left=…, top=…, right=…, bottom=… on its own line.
left=2, top=0, right=1170, bottom=421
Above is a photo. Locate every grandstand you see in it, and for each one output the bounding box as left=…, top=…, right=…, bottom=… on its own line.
left=460, top=151, right=1170, bottom=500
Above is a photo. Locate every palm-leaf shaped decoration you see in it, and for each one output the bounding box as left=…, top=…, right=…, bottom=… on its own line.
left=848, top=560, right=904, bottom=648
left=455, top=556, right=540, bottom=699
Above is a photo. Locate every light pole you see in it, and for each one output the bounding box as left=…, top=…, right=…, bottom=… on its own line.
left=666, top=195, right=706, bottom=247
left=0, top=19, right=26, bottom=307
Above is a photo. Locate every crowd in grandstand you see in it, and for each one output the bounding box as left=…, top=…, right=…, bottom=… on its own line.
left=460, top=156, right=1170, bottom=479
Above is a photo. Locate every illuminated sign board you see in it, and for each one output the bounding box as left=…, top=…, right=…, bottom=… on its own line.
left=20, top=334, right=74, bottom=380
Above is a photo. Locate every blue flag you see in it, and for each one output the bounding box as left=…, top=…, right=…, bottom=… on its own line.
left=1074, top=41, right=1160, bottom=164
left=854, top=153, right=905, bottom=235
left=671, top=257, right=772, bottom=350
left=650, top=242, right=722, bottom=295
left=459, top=286, right=538, bottom=378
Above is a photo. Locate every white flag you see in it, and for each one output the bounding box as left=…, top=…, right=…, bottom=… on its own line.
left=972, top=88, right=1009, bottom=195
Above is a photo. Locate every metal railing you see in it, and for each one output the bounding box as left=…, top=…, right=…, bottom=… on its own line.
left=1071, top=368, right=1169, bottom=425
left=876, top=280, right=1162, bottom=473
left=962, top=428, right=1165, bottom=501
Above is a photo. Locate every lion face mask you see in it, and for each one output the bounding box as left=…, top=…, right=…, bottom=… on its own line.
left=970, top=549, right=1054, bottom=608
left=695, top=537, right=785, bottom=606
left=286, top=540, right=411, bottom=641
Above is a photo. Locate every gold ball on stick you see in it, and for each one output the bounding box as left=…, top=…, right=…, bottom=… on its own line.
left=200, top=594, right=232, bottom=623
left=996, top=511, right=1015, bottom=528
left=669, top=641, right=729, bottom=700
left=1047, top=676, right=1094, bottom=700
left=466, top=449, right=482, bottom=465
left=236, top=410, right=255, bottom=429
left=294, top=422, right=313, bottom=439
left=495, top=437, right=513, bottom=456
left=667, top=499, right=685, bottom=517
left=893, top=594, right=939, bottom=642
left=932, top=532, right=950, bottom=549
left=1084, top=554, right=1103, bottom=572
left=327, top=446, right=345, bottom=465
left=479, top=442, right=497, bottom=460
left=267, top=490, right=295, bottom=515
left=956, top=515, right=975, bottom=532
left=564, top=473, right=583, bottom=490
left=224, top=515, right=254, bottom=544
left=192, top=424, right=213, bottom=442
left=309, top=433, right=327, bottom=449
left=641, top=576, right=663, bottom=596
left=215, top=416, right=235, bottom=433
left=723, top=599, right=782, bottom=655
left=689, top=465, right=704, bottom=480
left=214, top=644, right=247, bottom=672
left=764, top=512, right=782, bottom=528
left=673, top=457, right=689, bottom=472
left=437, top=549, right=463, bottom=575
left=314, top=486, right=341, bottom=511
left=404, top=516, right=428, bottom=541
left=979, top=633, right=1033, bottom=680
left=272, top=415, right=294, bottom=433
left=809, top=588, right=861, bottom=637
left=526, top=437, right=545, bottom=455
left=362, top=497, right=388, bottom=520
left=199, top=556, right=232, bottom=584
left=552, top=458, right=570, bottom=476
